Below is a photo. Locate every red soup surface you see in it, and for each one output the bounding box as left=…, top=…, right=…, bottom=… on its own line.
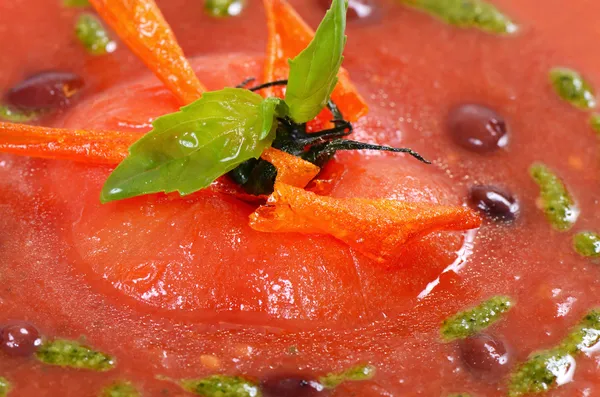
left=0, top=0, right=600, bottom=396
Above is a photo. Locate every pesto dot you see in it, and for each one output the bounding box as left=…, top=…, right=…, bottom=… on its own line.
left=205, top=0, right=246, bottom=18
left=0, top=377, right=10, bottom=397
left=590, top=114, right=600, bottom=135
left=509, top=310, right=600, bottom=396
left=508, top=349, right=568, bottom=397
left=558, top=309, right=600, bottom=354
left=75, top=13, right=117, bottom=55
left=440, top=296, right=513, bottom=341
left=0, top=105, right=39, bottom=122
left=35, top=339, right=116, bottom=371
left=549, top=68, right=597, bottom=110
left=398, top=0, right=517, bottom=35
left=181, top=375, right=260, bottom=397
left=64, top=0, right=90, bottom=7
left=101, top=381, right=140, bottom=397
left=573, top=232, right=600, bottom=258
left=529, top=163, right=578, bottom=231
left=318, top=364, right=376, bottom=389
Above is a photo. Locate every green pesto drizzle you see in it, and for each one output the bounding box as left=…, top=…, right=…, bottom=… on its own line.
left=75, top=13, right=116, bottom=56
left=64, top=0, right=90, bottom=7
left=101, top=381, right=140, bottom=397
left=590, top=114, right=600, bottom=135
left=529, top=163, right=578, bottom=231
left=509, top=310, right=600, bottom=396
left=0, top=105, right=39, bottom=122
left=440, top=296, right=512, bottom=341
left=181, top=375, right=260, bottom=397
left=549, top=68, right=597, bottom=110
left=36, top=339, right=116, bottom=371
left=319, top=364, right=376, bottom=389
left=0, top=377, right=10, bottom=397
left=204, top=0, right=246, bottom=18
left=573, top=232, right=600, bottom=258
left=398, top=0, right=517, bottom=35
left=447, top=394, right=473, bottom=397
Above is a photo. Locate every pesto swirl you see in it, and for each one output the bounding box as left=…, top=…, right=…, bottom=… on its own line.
left=36, top=339, right=116, bottom=371
left=509, top=310, right=600, bottom=396
left=0, top=377, right=10, bottom=397
left=441, top=296, right=513, bottom=341
left=549, top=68, right=596, bottom=110
left=319, top=364, right=376, bottom=389
left=181, top=375, right=261, bottom=397
left=529, top=163, right=578, bottom=231
left=398, top=0, right=517, bottom=35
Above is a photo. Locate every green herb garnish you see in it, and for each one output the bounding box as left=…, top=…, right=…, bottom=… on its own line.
left=441, top=296, right=512, bottom=341
left=101, top=89, right=284, bottom=203
left=447, top=394, right=473, bottom=397
left=75, top=13, right=117, bottom=55
left=529, top=163, right=578, bottom=231
left=205, top=0, right=246, bottom=17
left=101, top=381, right=140, bottom=397
left=549, top=68, right=596, bottom=110
left=573, top=232, right=600, bottom=258
left=398, top=0, right=517, bottom=35
left=101, top=0, right=427, bottom=203
left=0, top=105, right=39, bottom=122
left=36, top=339, right=115, bottom=371
left=0, top=377, right=10, bottom=397
left=509, top=310, right=600, bottom=396
left=319, top=364, right=376, bottom=389
left=285, top=0, right=347, bottom=123
left=64, top=0, right=90, bottom=7
left=181, top=375, right=260, bottom=397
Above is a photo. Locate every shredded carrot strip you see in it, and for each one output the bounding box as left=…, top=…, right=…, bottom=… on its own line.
left=0, top=122, right=262, bottom=200
left=263, top=0, right=369, bottom=122
left=0, top=122, right=139, bottom=164
left=250, top=182, right=482, bottom=263
left=261, top=147, right=320, bottom=187
left=90, top=0, right=206, bottom=105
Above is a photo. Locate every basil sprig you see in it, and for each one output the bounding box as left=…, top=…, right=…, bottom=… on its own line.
left=101, top=89, right=284, bottom=203
left=285, top=0, right=347, bottom=123
left=101, top=0, right=347, bottom=203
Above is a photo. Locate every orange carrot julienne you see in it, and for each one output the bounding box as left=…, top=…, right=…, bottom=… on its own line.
left=250, top=182, right=482, bottom=263
left=89, top=0, right=206, bottom=105
left=0, top=122, right=139, bottom=164
left=261, top=147, right=320, bottom=188
left=0, top=122, right=263, bottom=200
left=263, top=0, right=369, bottom=122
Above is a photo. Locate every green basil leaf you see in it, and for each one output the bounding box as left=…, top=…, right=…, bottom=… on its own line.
left=101, top=88, right=281, bottom=203
left=285, top=0, right=347, bottom=124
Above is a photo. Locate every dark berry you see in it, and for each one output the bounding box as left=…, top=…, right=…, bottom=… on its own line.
left=458, top=333, right=510, bottom=376
left=447, top=104, right=508, bottom=153
left=262, top=374, right=323, bottom=397
left=0, top=321, right=42, bottom=357
left=468, top=185, right=519, bottom=222
left=5, top=71, right=84, bottom=111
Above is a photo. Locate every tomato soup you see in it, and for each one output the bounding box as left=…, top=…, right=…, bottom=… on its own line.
left=0, top=0, right=599, bottom=396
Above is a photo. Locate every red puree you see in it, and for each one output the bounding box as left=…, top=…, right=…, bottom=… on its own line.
left=0, top=0, right=599, bottom=396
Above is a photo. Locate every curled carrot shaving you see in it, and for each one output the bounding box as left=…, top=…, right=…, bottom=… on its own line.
left=250, top=182, right=482, bottom=263
left=263, top=0, right=369, bottom=122
left=0, top=122, right=139, bottom=164
left=261, top=147, right=320, bottom=187
left=0, top=122, right=260, bottom=200
left=90, top=0, right=206, bottom=105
